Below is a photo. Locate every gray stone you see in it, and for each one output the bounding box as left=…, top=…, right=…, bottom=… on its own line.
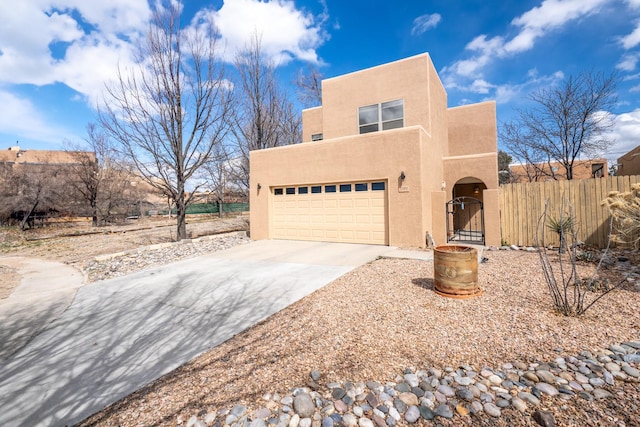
left=299, top=418, right=311, bottom=427
left=603, top=370, right=615, bottom=385
left=395, top=383, right=410, bottom=393
left=289, top=414, right=301, bottom=427
left=332, top=388, right=346, bottom=400
left=623, top=354, right=640, bottom=364
left=470, top=401, right=483, bottom=414
left=404, top=374, right=419, bottom=388
left=593, top=388, right=614, bottom=399
left=232, top=405, right=248, bottom=417
left=609, top=345, right=627, bottom=354
left=535, top=382, right=559, bottom=396
left=533, top=410, right=555, bottom=427
left=488, top=374, right=503, bottom=385
left=251, top=420, right=267, bottom=427
left=393, top=399, right=406, bottom=413
left=358, top=418, right=373, bottom=427
left=321, top=417, right=334, bottom=427
left=404, top=406, right=420, bottom=424
left=622, top=365, right=640, bottom=378
left=433, top=404, right=453, bottom=419
left=457, top=377, right=474, bottom=386
left=589, top=378, right=605, bottom=387
left=436, top=385, right=455, bottom=397
left=536, top=370, right=556, bottom=384
left=496, top=398, right=511, bottom=408
left=578, top=391, right=594, bottom=401
left=480, top=392, right=494, bottom=403
left=342, top=414, right=357, bottom=427
left=310, top=371, right=321, bottom=382
left=457, top=388, right=474, bottom=401
left=255, top=409, right=272, bottom=419
left=511, top=397, right=527, bottom=412
left=419, top=405, right=435, bottom=420
left=517, top=392, right=540, bottom=406
left=622, top=341, right=640, bottom=349
left=483, top=403, right=501, bottom=417
left=294, top=393, right=316, bottom=418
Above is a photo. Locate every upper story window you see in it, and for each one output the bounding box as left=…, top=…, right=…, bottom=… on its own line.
left=311, top=133, right=323, bottom=141
left=358, top=99, right=404, bottom=134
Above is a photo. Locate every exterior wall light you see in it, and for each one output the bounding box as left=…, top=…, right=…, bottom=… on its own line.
left=474, top=185, right=480, bottom=194
left=400, top=171, right=406, bottom=181
left=257, top=183, right=262, bottom=190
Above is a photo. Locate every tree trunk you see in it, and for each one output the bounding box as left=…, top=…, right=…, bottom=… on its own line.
left=218, top=196, right=223, bottom=218
left=176, top=184, right=187, bottom=240
left=20, top=201, right=39, bottom=231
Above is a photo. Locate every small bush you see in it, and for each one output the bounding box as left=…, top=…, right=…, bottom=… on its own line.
left=601, top=183, right=640, bottom=249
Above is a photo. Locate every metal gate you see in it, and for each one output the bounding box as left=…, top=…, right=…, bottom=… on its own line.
left=446, top=196, right=485, bottom=245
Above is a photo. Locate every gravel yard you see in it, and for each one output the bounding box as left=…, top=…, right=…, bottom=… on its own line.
left=77, top=248, right=640, bottom=427
left=2, top=219, right=639, bottom=426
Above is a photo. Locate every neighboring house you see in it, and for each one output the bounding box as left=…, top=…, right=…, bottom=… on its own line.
left=617, top=145, right=640, bottom=176
left=0, top=145, right=96, bottom=165
left=250, top=53, right=500, bottom=248
left=509, top=159, right=608, bottom=183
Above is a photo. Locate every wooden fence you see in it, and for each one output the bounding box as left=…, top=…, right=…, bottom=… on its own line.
left=500, top=175, right=640, bottom=248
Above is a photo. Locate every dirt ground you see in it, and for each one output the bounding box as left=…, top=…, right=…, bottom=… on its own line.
left=0, top=215, right=249, bottom=299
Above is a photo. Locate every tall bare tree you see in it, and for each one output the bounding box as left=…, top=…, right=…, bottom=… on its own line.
left=295, top=65, right=323, bottom=107
left=100, top=2, right=231, bottom=240
left=502, top=71, right=618, bottom=180
left=230, top=32, right=301, bottom=191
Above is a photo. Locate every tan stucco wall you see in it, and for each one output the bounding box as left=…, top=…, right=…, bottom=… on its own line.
left=250, top=126, right=432, bottom=247
left=320, top=54, right=437, bottom=140
left=617, top=145, right=640, bottom=176
left=302, top=107, right=323, bottom=143
left=250, top=53, right=501, bottom=248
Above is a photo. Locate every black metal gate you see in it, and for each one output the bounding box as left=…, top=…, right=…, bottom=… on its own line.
left=446, top=196, right=485, bottom=245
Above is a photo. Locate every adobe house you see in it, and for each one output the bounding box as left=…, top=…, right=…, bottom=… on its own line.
left=617, top=145, right=640, bottom=176
left=250, top=53, right=500, bottom=248
left=509, top=159, right=608, bottom=182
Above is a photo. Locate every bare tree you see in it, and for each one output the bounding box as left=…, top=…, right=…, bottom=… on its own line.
left=100, top=2, right=231, bottom=240
left=0, top=164, right=64, bottom=230
left=202, top=143, right=231, bottom=218
left=229, top=32, right=301, bottom=192
left=65, top=123, right=129, bottom=226
left=295, top=65, right=323, bottom=107
left=502, top=71, right=618, bottom=180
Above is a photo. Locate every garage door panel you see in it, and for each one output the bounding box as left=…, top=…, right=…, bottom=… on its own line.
left=271, top=181, right=387, bottom=245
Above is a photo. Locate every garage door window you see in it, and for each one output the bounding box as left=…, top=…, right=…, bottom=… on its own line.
left=355, top=183, right=368, bottom=191
left=286, top=187, right=295, bottom=195
left=340, top=184, right=352, bottom=192
left=298, top=187, right=308, bottom=194
left=325, top=185, right=336, bottom=193
left=274, top=188, right=283, bottom=195
left=311, top=186, right=322, bottom=193
left=372, top=182, right=385, bottom=191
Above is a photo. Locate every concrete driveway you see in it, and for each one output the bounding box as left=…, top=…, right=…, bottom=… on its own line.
left=0, top=240, right=392, bottom=427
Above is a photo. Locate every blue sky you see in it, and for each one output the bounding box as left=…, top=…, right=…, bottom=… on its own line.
left=1, top=0, right=639, bottom=164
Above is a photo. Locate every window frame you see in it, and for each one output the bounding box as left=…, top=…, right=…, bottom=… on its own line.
left=359, top=99, right=404, bottom=134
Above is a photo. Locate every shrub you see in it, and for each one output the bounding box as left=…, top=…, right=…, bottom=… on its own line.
left=601, top=183, right=640, bottom=249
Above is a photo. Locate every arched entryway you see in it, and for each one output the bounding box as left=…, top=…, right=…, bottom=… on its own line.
left=446, top=177, right=486, bottom=245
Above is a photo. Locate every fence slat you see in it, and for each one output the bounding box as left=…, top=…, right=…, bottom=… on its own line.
left=500, top=175, right=640, bottom=248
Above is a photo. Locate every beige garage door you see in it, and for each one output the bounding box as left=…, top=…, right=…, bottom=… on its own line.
left=271, top=181, right=387, bottom=245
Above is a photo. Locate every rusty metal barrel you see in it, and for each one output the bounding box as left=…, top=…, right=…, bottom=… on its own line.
left=433, top=245, right=482, bottom=299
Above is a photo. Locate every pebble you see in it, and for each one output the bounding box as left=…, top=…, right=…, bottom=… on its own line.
left=183, top=340, right=640, bottom=427
left=483, top=402, right=501, bottom=417
left=86, top=233, right=250, bottom=282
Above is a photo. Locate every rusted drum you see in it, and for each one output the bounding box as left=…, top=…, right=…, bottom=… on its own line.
left=433, top=245, right=482, bottom=299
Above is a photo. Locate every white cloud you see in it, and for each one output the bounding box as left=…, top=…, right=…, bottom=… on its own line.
left=618, top=53, right=640, bottom=71
left=443, top=0, right=607, bottom=81
left=200, top=0, right=328, bottom=65
left=411, top=13, right=441, bottom=36
left=607, top=109, right=640, bottom=159
left=0, top=0, right=148, bottom=106
left=621, top=21, right=640, bottom=49
left=0, top=90, right=75, bottom=144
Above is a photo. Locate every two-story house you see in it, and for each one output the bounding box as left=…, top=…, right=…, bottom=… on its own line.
left=250, top=53, right=500, bottom=248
